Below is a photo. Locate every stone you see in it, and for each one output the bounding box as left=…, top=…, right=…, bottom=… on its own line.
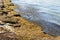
left=0, top=32, right=18, bottom=40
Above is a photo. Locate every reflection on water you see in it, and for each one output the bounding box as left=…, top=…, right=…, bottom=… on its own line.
left=11, top=0, right=60, bottom=36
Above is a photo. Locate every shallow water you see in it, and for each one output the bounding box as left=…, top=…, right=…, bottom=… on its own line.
left=11, top=0, right=60, bottom=36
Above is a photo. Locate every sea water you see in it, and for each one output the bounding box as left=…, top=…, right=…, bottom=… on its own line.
left=11, top=0, right=60, bottom=36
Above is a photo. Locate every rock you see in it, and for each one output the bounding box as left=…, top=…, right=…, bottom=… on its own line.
left=9, top=24, right=21, bottom=27
left=0, top=16, right=19, bottom=24
left=7, top=11, right=19, bottom=17
left=0, top=32, right=18, bottom=40
left=13, top=14, right=21, bottom=17
left=0, top=21, right=5, bottom=24
left=0, top=0, right=3, bottom=6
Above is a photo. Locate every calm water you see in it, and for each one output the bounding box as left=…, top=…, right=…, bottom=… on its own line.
left=11, top=0, right=60, bottom=36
